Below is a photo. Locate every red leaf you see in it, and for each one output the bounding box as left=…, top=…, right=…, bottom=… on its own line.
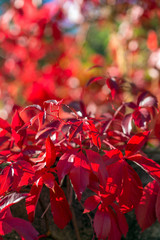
left=0, top=166, right=13, bottom=196
left=11, top=110, right=26, bottom=148
left=94, top=205, right=111, bottom=240
left=122, top=113, right=133, bottom=135
left=137, top=92, right=157, bottom=108
left=69, top=121, right=83, bottom=142
left=88, top=121, right=101, bottom=148
left=0, top=208, right=13, bottom=235
left=20, top=104, right=43, bottom=113
left=112, top=203, right=128, bottom=237
left=132, top=108, right=150, bottom=128
left=44, top=99, right=63, bottom=106
left=105, top=160, right=124, bottom=197
left=125, top=131, right=150, bottom=157
left=128, top=154, right=160, bottom=182
left=0, top=161, right=35, bottom=193
left=38, top=112, right=46, bottom=131
left=103, top=149, right=123, bottom=165
left=86, top=149, right=108, bottom=188
left=0, top=192, right=27, bottom=212
left=66, top=151, right=90, bottom=200
left=16, top=160, right=35, bottom=188
left=11, top=110, right=24, bottom=131
left=0, top=208, right=39, bottom=239
left=86, top=76, right=104, bottom=86
left=5, top=217, right=39, bottom=240
left=87, top=65, right=103, bottom=71
left=43, top=172, right=55, bottom=189
left=139, top=95, right=157, bottom=108
left=135, top=180, right=159, bottom=231
left=35, top=126, right=56, bottom=140
left=118, top=162, right=143, bottom=212
left=50, top=181, right=72, bottom=229
left=156, top=187, right=160, bottom=223
left=0, top=118, right=11, bottom=133
left=106, top=77, right=119, bottom=99
left=69, top=165, right=90, bottom=201
left=26, top=178, right=43, bottom=222
left=43, top=173, right=72, bottom=228
left=83, top=195, right=101, bottom=213
left=45, top=136, right=56, bottom=168
left=154, top=113, right=160, bottom=140
left=108, top=208, right=122, bottom=240
left=57, top=151, right=75, bottom=183
left=20, top=104, right=43, bottom=124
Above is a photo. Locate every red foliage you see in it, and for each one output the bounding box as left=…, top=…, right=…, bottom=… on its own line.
left=0, top=83, right=160, bottom=239
left=0, top=1, right=160, bottom=240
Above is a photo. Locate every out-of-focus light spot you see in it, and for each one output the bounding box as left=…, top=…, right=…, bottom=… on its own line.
left=29, top=37, right=40, bottom=49
left=14, top=0, right=24, bottom=9
left=63, top=0, right=83, bottom=24
left=68, top=77, right=79, bottom=88
left=132, top=70, right=144, bottom=88
left=5, top=58, right=15, bottom=71
left=43, top=0, right=60, bottom=18
left=130, top=5, right=144, bottom=23
left=0, top=109, right=8, bottom=120
left=2, top=10, right=14, bottom=25
left=149, top=50, right=160, bottom=70
left=9, top=24, right=21, bottom=36
left=87, top=102, right=97, bottom=116
left=148, top=68, right=159, bottom=79
left=17, top=36, right=28, bottom=46
left=106, top=66, right=120, bottom=77
left=119, top=21, right=133, bottom=39
left=102, top=84, right=110, bottom=95
left=32, top=0, right=42, bottom=7
left=128, top=40, right=138, bottom=52
left=69, top=88, right=82, bottom=100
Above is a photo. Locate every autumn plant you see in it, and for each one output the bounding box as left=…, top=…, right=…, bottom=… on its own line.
left=1, top=0, right=160, bottom=240
left=0, top=74, right=160, bottom=240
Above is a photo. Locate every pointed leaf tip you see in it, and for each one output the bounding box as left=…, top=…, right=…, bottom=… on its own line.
left=125, top=131, right=150, bottom=157
left=46, top=136, right=56, bottom=168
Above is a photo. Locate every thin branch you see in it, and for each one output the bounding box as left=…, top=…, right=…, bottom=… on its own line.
left=71, top=207, right=82, bottom=240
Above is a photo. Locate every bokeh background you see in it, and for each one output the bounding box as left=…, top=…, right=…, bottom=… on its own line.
left=0, top=0, right=160, bottom=119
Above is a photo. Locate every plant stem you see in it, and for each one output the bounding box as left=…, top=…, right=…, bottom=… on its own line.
left=71, top=206, right=82, bottom=240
